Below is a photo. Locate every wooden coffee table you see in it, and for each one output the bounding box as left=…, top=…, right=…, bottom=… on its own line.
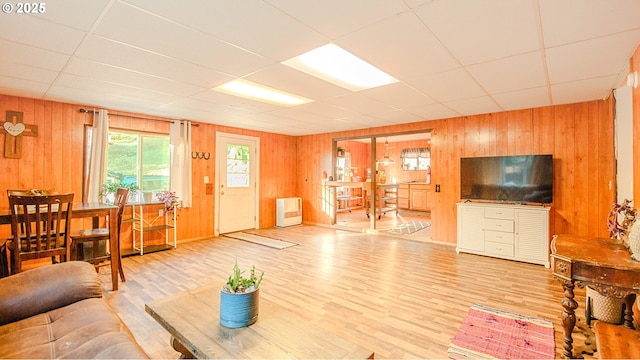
left=145, top=284, right=374, bottom=359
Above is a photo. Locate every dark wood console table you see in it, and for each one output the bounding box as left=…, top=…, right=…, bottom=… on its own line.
left=550, top=234, right=640, bottom=358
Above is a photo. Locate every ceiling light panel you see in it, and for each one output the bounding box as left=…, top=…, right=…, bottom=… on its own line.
left=213, top=79, right=313, bottom=106
left=282, top=44, right=398, bottom=91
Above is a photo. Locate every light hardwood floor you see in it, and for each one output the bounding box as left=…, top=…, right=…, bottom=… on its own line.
left=98, top=225, right=605, bottom=359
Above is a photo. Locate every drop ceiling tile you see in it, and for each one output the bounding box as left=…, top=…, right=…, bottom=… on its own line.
left=407, top=68, right=487, bottom=102
left=191, top=89, right=283, bottom=113
left=0, top=76, right=50, bottom=97
left=294, top=101, right=359, bottom=119
left=244, top=63, right=350, bottom=101
left=337, top=10, right=459, bottom=80
left=342, top=114, right=396, bottom=130
left=36, top=0, right=111, bottom=31
left=546, top=30, right=640, bottom=84
left=77, top=36, right=234, bottom=88
left=360, top=83, right=435, bottom=110
left=127, top=0, right=328, bottom=62
left=94, top=2, right=273, bottom=76
left=65, top=58, right=206, bottom=97
left=369, top=109, right=424, bottom=123
left=551, top=76, right=617, bottom=104
left=324, top=93, right=396, bottom=115
left=404, top=0, right=435, bottom=8
left=444, top=96, right=502, bottom=116
left=0, top=12, right=87, bottom=54
left=46, top=85, right=167, bottom=111
left=265, top=0, right=409, bottom=40
left=416, top=0, right=540, bottom=65
left=162, top=98, right=248, bottom=117
left=0, top=61, right=58, bottom=83
left=540, top=0, right=640, bottom=47
left=265, top=108, right=333, bottom=125
left=492, top=87, right=551, bottom=111
left=0, top=39, right=70, bottom=71
left=405, top=103, right=461, bottom=120
left=54, top=73, right=182, bottom=104
left=467, top=51, right=547, bottom=94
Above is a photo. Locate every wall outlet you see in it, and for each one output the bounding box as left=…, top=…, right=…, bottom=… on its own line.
left=435, top=184, right=441, bottom=193
left=158, top=209, right=163, bottom=217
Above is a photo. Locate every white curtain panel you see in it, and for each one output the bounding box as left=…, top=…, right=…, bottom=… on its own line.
left=169, top=120, right=192, bottom=208
left=86, top=109, right=109, bottom=202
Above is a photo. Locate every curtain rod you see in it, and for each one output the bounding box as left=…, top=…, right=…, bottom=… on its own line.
left=79, top=108, right=199, bottom=127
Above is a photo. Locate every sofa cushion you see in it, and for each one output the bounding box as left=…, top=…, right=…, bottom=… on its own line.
left=0, top=298, right=147, bottom=359
left=0, top=261, right=102, bottom=326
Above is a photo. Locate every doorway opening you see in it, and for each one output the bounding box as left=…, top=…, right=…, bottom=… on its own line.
left=330, top=131, right=432, bottom=240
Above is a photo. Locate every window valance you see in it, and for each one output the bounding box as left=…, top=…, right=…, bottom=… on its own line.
left=400, top=148, right=430, bottom=158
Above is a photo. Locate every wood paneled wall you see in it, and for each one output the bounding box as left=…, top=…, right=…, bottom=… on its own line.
left=297, top=99, right=615, bottom=244
left=0, top=95, right=297, bottom=245
left=0, top=93, right=616, bottom=247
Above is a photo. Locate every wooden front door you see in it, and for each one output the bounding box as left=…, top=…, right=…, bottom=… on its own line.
left=215, top=132, right=259, bottom=235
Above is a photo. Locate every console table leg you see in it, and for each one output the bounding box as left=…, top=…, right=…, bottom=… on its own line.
left=623, top=294, right=637, bottom=330
left=561, top=281, right=578, bottom=359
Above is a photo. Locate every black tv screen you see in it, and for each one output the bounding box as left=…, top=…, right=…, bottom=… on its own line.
left=460, top=155, right=553, bottom=204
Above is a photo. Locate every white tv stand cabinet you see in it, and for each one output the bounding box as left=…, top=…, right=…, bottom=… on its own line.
left=456, top=202, right=550, bottom=267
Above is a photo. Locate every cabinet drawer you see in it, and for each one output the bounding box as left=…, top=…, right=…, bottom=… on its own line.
left=485, top=241, right=514, bottom=257
left=484, top=207, right=514, bottom=220
left=484, top=218, right=514, bottom=232
left=484, top=230, right=514, bottom=244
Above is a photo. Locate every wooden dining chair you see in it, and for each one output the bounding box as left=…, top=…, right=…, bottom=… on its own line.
left=70, top=188, right=129, bottom=281
left=8, top=193, right=74, bottom=274
left=7, top=189, right=62, bottom=267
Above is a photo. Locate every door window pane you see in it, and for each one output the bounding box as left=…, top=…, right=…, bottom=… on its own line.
left=227, top=144, right=250, bottom=187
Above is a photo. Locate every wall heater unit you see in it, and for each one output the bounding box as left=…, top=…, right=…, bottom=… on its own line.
left=276, top=197, right=302, bottom=227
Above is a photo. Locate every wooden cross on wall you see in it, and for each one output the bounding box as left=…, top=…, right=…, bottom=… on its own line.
left=0, top=111, right=38, bottom=159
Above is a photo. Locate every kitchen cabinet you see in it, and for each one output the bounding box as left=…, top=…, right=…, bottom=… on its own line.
left=409, top=184, right=431, bottom=211
left=398, top=183, right=431, bottom=211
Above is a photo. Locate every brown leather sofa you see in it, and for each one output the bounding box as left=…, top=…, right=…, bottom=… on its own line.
left=0, top=261, right=148, bottom=358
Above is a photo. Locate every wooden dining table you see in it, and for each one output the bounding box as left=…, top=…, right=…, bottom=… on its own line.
left=0, top=202, right=121, bottom=291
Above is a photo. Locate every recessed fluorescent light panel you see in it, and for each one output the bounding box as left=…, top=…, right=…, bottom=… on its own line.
left=283, top=43, right=398, bottom=91
left=213, top=79, right=312, bottom=106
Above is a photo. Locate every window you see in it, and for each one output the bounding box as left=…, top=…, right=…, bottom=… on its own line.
left=400, top=148, right=430, bottom=170
left=226, top=144, right=250, bottom=187
left=105, top=130, right=170, bottom=199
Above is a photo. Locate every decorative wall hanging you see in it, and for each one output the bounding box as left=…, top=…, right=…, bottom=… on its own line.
left=0, top=111, right=38, bottom=159
left=191, top=151, right=210, bottom=160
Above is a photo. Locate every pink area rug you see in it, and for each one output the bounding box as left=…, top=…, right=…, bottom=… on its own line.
left=448, top=304, right=555, bottom=359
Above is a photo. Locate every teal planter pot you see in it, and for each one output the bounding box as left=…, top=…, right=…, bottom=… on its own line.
left=219, top=288, right=259, bottom=328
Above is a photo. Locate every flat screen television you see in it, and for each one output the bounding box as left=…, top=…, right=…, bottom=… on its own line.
left=460, top=155, right=553, bottom=204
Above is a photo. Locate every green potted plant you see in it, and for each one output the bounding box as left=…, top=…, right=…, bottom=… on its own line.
left=219, top=260, right=264, bottom=328
left=100, top=181, right=139, bottom=203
